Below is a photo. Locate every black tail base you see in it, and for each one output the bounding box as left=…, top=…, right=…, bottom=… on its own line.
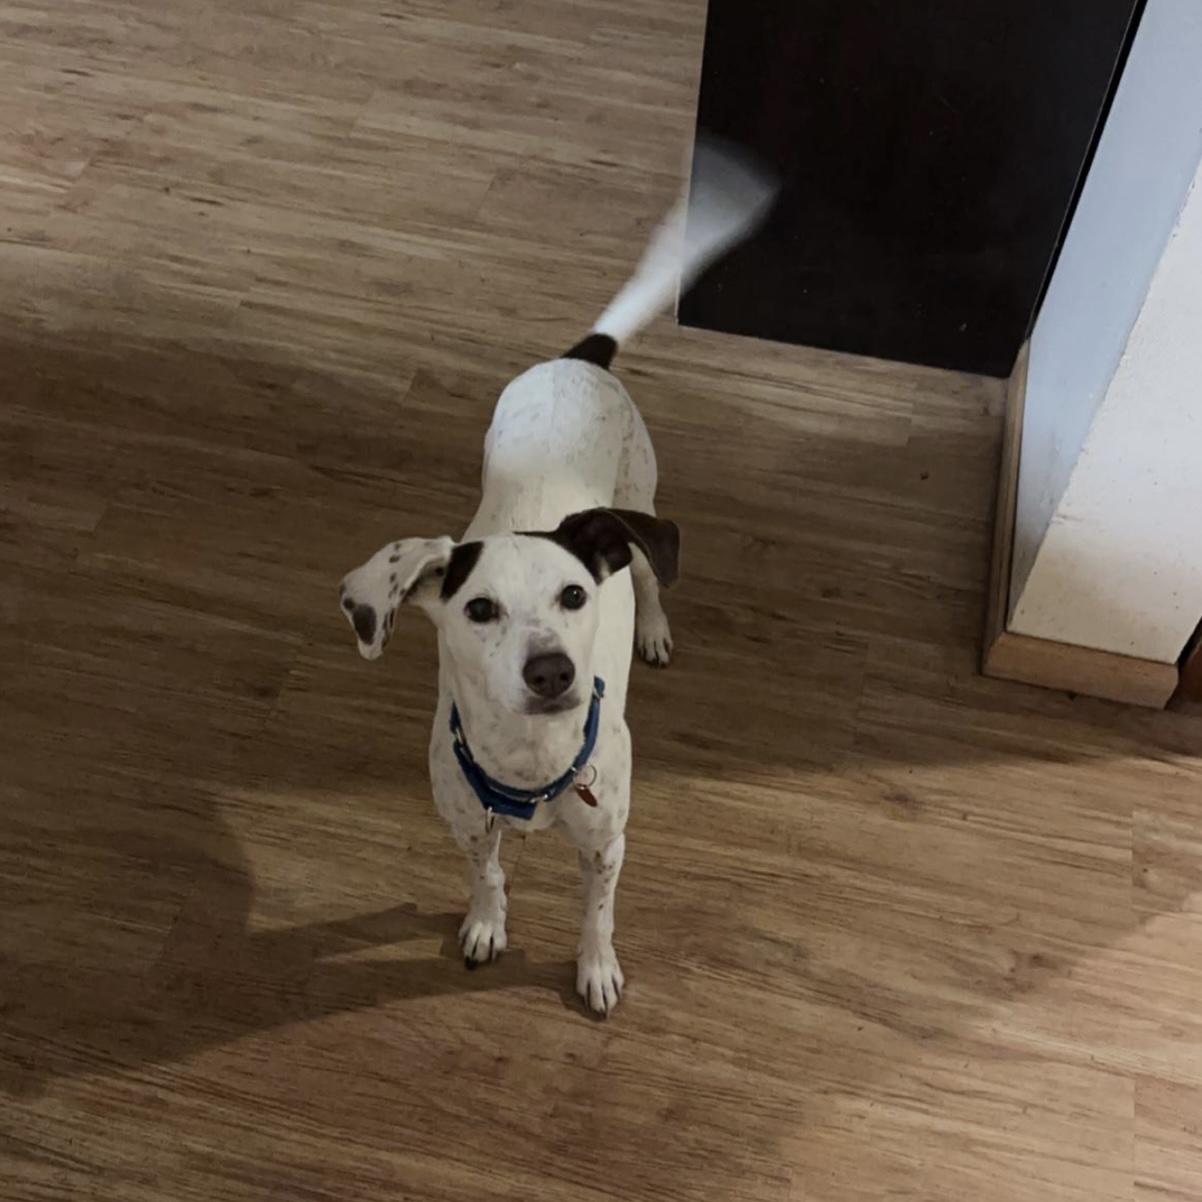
left=562, top=333, right=617, bottom=370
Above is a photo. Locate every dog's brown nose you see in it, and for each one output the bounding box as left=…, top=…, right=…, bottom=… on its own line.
left=523, top=652, right=576, bottom=700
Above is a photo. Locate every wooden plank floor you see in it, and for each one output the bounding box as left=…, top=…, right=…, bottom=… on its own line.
left=2, top=3, right=1201, bottom=1200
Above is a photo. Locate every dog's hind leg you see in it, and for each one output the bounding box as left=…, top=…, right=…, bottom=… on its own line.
left=629, top=542, right=672, bottom=667
left=615, top=408, right=673, bottom=667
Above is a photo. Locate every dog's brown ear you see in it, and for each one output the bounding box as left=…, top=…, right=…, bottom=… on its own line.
left=551, top=508, right=680, bottom=586
left=339, top=536, right=454, bottom=659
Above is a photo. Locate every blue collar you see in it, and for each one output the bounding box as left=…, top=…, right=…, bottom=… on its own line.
left=450, top=678, right=606, bottom=821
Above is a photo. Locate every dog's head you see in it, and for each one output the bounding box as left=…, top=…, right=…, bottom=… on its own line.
left=338, top=508, right=679, bottom=716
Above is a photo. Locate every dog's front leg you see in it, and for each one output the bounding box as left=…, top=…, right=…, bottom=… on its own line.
left=575, top=832, right=625, bottom=1015
left=456, top=822, right=508, bottom=967
left=432, top=728, right=508, bottom=968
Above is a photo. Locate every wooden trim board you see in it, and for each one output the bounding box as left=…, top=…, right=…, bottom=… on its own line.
left=986, top=629, right=1178, bottom=709
left=983, top=341, right=1029, bottom=654
left=981, top=342, right=1179, bottom=709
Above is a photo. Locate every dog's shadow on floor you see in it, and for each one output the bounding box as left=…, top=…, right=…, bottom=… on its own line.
left=1, top=802, right=580, bottom=1099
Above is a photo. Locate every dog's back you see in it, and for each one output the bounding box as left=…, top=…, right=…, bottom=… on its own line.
left=471, top=136, right=776, bottom=540
left=473, top=359, right=636, bottom=537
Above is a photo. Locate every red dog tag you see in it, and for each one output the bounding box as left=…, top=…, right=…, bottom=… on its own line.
left=574, top=763, right=598, bottom=807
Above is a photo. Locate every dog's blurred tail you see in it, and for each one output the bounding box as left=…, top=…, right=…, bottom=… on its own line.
left=562, top=136, right=777, bottom=370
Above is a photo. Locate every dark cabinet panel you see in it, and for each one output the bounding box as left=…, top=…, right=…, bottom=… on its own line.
left=682, top=0, right=1143, bottom=376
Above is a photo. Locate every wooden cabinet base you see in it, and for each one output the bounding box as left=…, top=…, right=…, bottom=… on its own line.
left=984, top=630, right=1178, bottom=709
left=982, top=343, right=1179, bottom=709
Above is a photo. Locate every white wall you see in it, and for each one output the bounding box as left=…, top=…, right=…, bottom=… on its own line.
left=1009, top=157, right=1202, bottom=661
left=1010, top=0, right=1202, bottom=611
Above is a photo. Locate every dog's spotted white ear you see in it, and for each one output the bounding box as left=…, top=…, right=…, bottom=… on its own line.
left=338, top=536, right=454, bottom=660
left=550, top=508, right=680, bottom=586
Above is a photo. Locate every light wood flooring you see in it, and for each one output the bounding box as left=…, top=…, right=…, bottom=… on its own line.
left=2, top=3, right=1202, bottom=1200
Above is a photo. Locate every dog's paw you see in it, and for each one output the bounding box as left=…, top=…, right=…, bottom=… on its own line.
left=635, top=610, right=673, bottom=668
left=460, top=910, right=507, bottom=968
left=576, top=947, right=624, bottom=1016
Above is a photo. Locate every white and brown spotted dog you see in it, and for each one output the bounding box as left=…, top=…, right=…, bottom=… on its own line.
left=339, top=141, right=772, bottom=1015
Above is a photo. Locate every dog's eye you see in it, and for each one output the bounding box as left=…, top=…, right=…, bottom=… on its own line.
left=465, top=597, right=499, bottom=624
left=560, top=585, right=587, bottom=611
